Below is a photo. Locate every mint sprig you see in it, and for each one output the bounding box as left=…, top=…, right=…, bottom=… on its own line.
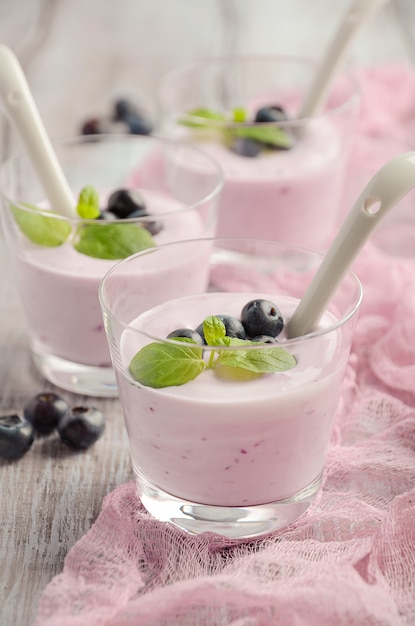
left=76, top=185, right=100, bottom=219
left=128, top=316, right=296, bottom=388
left=179, top=106, right=294, bottom=150
left=11, top=202, right=71, bottom=247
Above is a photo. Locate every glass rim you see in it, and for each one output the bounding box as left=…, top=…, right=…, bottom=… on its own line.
left=99, top=236, right=363, bottom=349
left=0, top=133, right=225, bottom=223
left=159, top=53, right=361, bottom=125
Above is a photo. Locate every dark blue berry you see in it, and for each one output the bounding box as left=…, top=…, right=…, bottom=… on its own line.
left=57, top=406, right=105, bottom=450
left=231, top=137, right=263, bottom=158
left=241, top=299, right=284, bottom=338
left=81, top=117, right=104, bottom=135
left=107, top=189, right=147, bottom=219
left=113, top=98, right=138, bottom=121
left=0, top=414, right=34, bottom=460
left=124, top=112, right=153, bottom=136
left=254, top=105, right=288, bottom=124
left=167, top=328, right=206, bottom=346
left=196, top=315, right=246, bottom=342
left=140, top=218, right=163, bottom=236
left=97, top=210, right=118, bottom=221
left=251, top=335, right=279, bottom=344
left=23, top=392, right=68, bottom=435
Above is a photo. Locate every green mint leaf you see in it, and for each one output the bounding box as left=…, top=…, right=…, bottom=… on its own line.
left=218, top=342, right=297, bottom=374
left=129, top=338, right=206, bottom=388
left=203, top=316, right=227, bottom=346
left=11, top=202, right=71, bottom=247
left=232, top=125, right=294, bottom=150
left=179, top=107, right=228, bottom=129
left=232, top=107, right=248, bottom=123
left=73, top=222, right=155, bottom=259
left=214, top=363, right=263, bottom=382
left=76, top=185, right=100, bottom=219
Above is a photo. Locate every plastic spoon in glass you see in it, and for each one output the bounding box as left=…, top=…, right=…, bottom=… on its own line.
left=299, top=0, right=390, bottom=118
left=286, top=151, right=415, bottom=339
left=0, top=44, right=76, bottom=217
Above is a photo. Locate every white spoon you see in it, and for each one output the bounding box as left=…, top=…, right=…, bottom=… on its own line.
left=286, top=151, right=415, bottom=338
left=0, top=45, right=76, bottom=217
left=299, top=0, right=390, bottom=118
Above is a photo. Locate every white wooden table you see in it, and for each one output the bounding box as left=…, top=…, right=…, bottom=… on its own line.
left=0, top=1, right=412, bottom=624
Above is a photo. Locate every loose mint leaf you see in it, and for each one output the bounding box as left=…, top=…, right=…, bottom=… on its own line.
left=11, top=202, right=71, bottom=247
left=232, top=125, right=294, bottom=150
left=73, top=222, right=155, bottom=259
left=203, top=316, right=227, bottom=346
left=179, top=107, right=228, bottom=129
left=76, top=185, right=100, bottom=219
left=129, top=338, right=206, bottom=388
left=218, top=342, right=297, bottom=374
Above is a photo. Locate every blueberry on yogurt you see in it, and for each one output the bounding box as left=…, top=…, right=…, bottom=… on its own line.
left=107, top=189, right=147, bottom=219
left=167, top=328, right=206, bottom=345
left=241, top=299, right=284, bottom=338
left=254, top=105, right=288, bottom=124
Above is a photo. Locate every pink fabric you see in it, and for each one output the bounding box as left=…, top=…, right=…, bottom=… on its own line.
left=34, top=65, right=415, bottom=626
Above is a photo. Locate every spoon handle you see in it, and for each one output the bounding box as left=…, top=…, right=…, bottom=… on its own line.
left=286, top=152, right=415, bottom=339
left=299, top=0, right=389, bottom=118
left=0, top=45, right=75, bottom=217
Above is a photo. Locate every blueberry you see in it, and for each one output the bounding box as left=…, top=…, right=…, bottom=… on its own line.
left=196, top=315, right=246, bottom=342
left=113, top=98, right=138, bottom=121
left=57, top=406, right=105, bottom=450
left=231, top=137, right=263, bottom=158
left=23, top=392, right=69, bottom=436
left=167, top=328, right=206, bottom=346
left=241, top=299, right=284, bottom=338
left=107, top=189, right=147, bottom=219
left=97, top=210, right=119, bottom=221
left=251, top=335, right=279, bottom=344
left=140, top=218, right=164, bottom=236
left=81, top=117, right=104, bottom=135
left=124, top=112, right=153, bottom=136
left=254, top=105, right=288, bottom=124
left=0, top=414, right=34, bottom=460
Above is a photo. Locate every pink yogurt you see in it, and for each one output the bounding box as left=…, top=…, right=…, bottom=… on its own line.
left=116, top=292, right=346, bottom=507
left=175, top=116, right=347, bottom=250
left=12, top=190, right=206, bottom=367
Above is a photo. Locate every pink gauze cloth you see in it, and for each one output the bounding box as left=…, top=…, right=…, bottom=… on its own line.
left=35, top=64, right=415, bottom=626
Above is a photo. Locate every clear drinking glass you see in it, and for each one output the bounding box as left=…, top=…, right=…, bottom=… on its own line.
left=0, top=134, right=223, bottom=397
left=99, top=237, right=362, bottom=540
left=158, top=55, right=360, bottom=250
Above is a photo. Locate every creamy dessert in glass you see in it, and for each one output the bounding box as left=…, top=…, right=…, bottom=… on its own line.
left=159, top=55, right=360, bottom=250
left=99, top=238, right=362, bottom=539
left=0, top=135, right=223, bottom=396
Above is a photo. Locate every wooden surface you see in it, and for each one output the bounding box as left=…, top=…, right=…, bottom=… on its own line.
left=0, top=1, right=413, bottom=624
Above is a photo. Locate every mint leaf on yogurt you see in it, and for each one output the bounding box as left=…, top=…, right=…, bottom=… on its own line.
left=76, top=185, right=100, bottom=219
left=73, top=222, right=155, bottom=260
left=129, top=338, right=206, bottom=388
left=11, top=202, right=71, bottom=247
left=217, top=338, right=297, bottom=374
left=179, top=107, right=228, bottom=129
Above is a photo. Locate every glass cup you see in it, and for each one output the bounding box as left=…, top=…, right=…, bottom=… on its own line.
left=158, top=55, right=360, bottom=251
left=99, top=237, right=362, bottom=540
left=0, top=135, right=223, bottom=397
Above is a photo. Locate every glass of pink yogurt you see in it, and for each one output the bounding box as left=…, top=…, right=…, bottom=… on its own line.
left=0, top=135, right=223, bottom=397
left=159, top=55, right=360, bottom=250
left=99, top=237, right=362, bottom=539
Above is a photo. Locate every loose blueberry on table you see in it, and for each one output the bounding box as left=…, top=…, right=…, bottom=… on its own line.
left=57, top=407, right=105, bottom=450
left=0, top=414, right=34, bottom=460
left=23, top=392, right=68, bottom=435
